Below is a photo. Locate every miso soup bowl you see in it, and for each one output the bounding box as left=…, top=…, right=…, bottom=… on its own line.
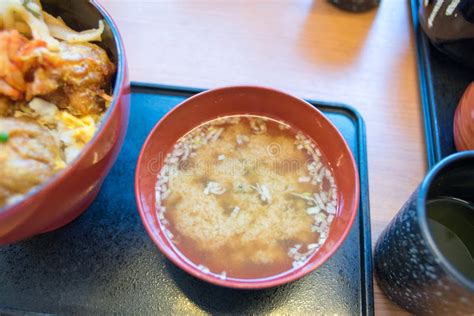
left=135, top=86, right=359, bottom=289
left=0, top=0, right=130, bottom=245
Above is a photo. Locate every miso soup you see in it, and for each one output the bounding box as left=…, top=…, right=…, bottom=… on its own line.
left=155, top=115, right=338, bottom=280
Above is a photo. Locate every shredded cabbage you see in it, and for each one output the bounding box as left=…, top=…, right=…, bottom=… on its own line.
left=43, top=11, right=104, bottom=43
left=0, top=0, right=104, bottom=50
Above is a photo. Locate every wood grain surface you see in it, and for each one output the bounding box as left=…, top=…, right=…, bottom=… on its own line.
left=99, top=0, right=424, bottom=314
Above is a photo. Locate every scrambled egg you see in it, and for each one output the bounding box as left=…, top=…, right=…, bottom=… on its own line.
left=56, top=111, right=97, bottom=163
left=28, top=97, right=97, bottom=163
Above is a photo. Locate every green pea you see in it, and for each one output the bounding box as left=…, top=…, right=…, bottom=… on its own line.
left=0, top=132, right=9, bottom=143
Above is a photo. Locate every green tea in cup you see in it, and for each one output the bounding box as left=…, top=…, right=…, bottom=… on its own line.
left=426, top=197, right=474, bottom=281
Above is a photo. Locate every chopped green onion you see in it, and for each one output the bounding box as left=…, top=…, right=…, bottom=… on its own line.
left=0, top=132, right=9, bottom=143
left=22, top=0, right=41, bottom=18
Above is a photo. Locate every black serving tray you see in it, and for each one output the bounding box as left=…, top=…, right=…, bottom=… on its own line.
left=0, top=83, right=373, bottom=315
left=410, top=0, right=474, bottom=168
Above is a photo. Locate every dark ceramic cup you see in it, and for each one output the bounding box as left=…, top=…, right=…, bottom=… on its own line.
left=374, top=151, right=474, bottom=315
left=328, top=0, right=380, bottom=12
left=419, top=0, right=474, bottom=68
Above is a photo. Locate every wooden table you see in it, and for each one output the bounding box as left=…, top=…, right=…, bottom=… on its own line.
left=100, top=0, right=424, bottom=314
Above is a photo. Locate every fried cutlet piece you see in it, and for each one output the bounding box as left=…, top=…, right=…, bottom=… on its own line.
left=0, top=117, right=63, bottom=207
left=0, top=30, right=115, bottom=116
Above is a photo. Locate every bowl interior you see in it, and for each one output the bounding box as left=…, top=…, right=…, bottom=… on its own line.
left=135, top=86, right=359, bottom=288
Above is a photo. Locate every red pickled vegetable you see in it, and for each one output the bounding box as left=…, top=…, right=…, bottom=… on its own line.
left=454, top=82, right=474, bottom=151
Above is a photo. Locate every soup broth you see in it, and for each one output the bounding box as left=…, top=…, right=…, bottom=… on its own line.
left=155, top=115, right=338, bottom=280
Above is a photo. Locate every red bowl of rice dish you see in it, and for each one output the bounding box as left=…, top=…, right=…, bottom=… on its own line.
left=0, top=0, right=130, bottom=244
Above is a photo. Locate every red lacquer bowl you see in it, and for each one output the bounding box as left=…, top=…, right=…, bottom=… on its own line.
left=135, top=86, right=359, bottom=289
left=0, top=0, right=130, bottom=245
left=454, top=82, right=474, bottom=151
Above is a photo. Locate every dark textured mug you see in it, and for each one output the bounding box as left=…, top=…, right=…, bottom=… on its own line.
left=375, top=151, right=474, bottom=315
left=328, top=0, right=380, bottom=12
